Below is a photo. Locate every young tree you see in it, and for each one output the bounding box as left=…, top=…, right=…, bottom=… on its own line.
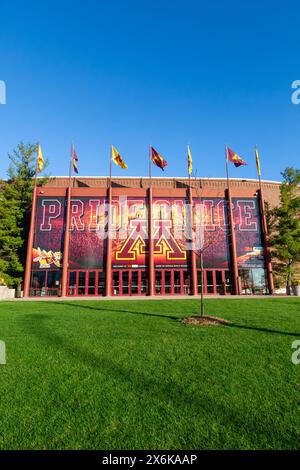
left=268, top=167, right=300, bottom=293
left=189, top=174, right=223, bottom=317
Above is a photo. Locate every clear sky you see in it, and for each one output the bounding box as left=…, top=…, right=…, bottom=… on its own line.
left=0, top=0, right=299, bottom=181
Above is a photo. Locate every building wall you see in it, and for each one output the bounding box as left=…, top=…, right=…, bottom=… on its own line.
left=27, top=177, right=276, bottom=296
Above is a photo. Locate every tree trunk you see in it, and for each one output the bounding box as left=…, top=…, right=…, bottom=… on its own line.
left=200, top=250, right=204, bottom=317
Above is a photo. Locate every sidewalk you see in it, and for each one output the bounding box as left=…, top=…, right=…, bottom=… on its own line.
left=4, top=294, right=290, bottom=302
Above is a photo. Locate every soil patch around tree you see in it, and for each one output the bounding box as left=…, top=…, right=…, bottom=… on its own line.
left=182, top=315, right=230, bottom=326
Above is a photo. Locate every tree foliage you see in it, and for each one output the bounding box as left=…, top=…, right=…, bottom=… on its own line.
left=267, top=167, right=300, bottom=289
left=0, top=181, right=24, bottom=286
left=0, top=142, right=48, bottom=287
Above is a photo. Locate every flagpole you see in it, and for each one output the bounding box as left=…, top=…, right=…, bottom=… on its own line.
left=256, top=144, right=262, bottom=192
left=109, top=145, right=112, bottom=188
left=105, top=145, right=113, bottom=296
left=23, top=143, right=40, bottom=297
left=188, top=144, right=191, bottom=186
left=69, top=143, right=73, bottom=186
left=225, top=144, right=230, bottom=189
left=148, top=144, right=154, bottom=295
left=255, top=145, right=274, bottom=295
left=149, top=145, right=152, bottom=185
left=61, top=144, right=73, bottom=297
left=187, top=144, right=197, bottom=296
left=225, top=144, right=240, bottom=295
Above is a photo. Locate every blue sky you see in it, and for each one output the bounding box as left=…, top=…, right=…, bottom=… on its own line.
left=0, top=0, right=299, bottom=181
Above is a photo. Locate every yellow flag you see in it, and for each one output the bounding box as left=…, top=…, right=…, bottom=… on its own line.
left=37, top=144, right=44, bottom=173
left=255, top=146, right=261, bottom=177
left=111, top=145, right=127, bottom=169
left=187, top=145, right=192, bottom=175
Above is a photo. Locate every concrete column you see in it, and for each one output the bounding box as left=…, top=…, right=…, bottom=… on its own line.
left=23, top=185, right=37, bottom=297
left=105, top=185, right=113, bottom=296
left=148, top=187, right=154, bottom=296
left=226, top=188, right=240, bottom=295
left=61, top=187, right=72, bottom=297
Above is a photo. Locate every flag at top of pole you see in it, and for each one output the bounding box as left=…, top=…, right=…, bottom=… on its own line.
left=37, top=144, right=44, bottom=173
left=150, top=146, right=168, bottom=171
left=72, top=145, right=79, bottom=174
left=111, top=145, right=128, bottom=169
left=187, top=145, right=193, bottom=176
left=255, top=145, right=261, bottom=177
left=226, top=146, right=247, bottom=167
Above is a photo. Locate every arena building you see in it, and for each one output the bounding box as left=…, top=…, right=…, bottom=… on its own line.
left=23, top=176, right=281, bottom=298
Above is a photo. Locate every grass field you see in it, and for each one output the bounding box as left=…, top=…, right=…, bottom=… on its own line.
left=0, top=298, right=299, bottom=450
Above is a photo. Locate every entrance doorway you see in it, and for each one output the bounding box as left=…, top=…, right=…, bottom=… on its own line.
left=67, top=270, right=105, bottom=296
left=30, top=270, right=61, bottom=296
left=155, top=269, right=191, bottom=295
left=112, top=270, right=148, bottom=296
left=197, top=269, right=232, bottom=295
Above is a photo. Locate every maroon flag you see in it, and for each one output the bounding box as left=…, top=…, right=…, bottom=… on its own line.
left=150, top=146, right=168, bottom=171
left=72, top=146, right=78, bottom=174
left=227, top=147, right=247, bottom=167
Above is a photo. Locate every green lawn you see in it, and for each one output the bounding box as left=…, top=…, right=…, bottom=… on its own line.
left=0, top=298, right=299, bottom=450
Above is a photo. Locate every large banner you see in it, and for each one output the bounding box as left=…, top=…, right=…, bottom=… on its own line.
left=193, top=198, right=230, bottom=269
left=32, top=195, right=264, bottom=271
left=232, top=198, right=264, bottom=268
left=68, top=197, right=106, bottom=269
left=33, top=196, right=106, bottom=270
left=110, top=197, right=189, bottom=269
left=111, top=197, right=148, bottom=268
left=33, top=197, right=65, bottom=269
left=152, top=198, right=188, bottom=268
left=193, top=197, right=264, bottom=269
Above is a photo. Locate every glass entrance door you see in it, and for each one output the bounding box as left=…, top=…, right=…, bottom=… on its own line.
left=67, top=270, right=104, bottom=296
left=197, top=269, right=231, bottom=295
left=30, top=270, right=61, bottom=296
left=112, top=270, right=147, bottom=296
left=154, top=269, right=190, bottom=295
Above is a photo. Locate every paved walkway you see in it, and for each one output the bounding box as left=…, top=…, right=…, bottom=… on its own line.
left=3, top=294, right=290, bottom=302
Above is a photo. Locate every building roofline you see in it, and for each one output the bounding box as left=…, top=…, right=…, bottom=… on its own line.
left=44, top=176, right=282, bottom=184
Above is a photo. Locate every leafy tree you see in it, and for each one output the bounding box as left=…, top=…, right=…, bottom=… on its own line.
left=0, top=142, right=48, bottom=287
left=267, top=167, right=300, bottom=293
left=8, top=142, right=39, bottom=266
left=0, top=181, right=24, bottom=286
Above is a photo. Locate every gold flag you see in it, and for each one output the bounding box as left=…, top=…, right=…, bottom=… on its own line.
left=187, top=145, right=192, bottom=175
left=37, top=144, right=44, bottom=173
left=255, top=146, right=261, bottom=177
left=111, top=145, right=127, bottom=169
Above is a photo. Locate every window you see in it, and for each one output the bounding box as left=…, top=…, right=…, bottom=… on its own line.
left=174, top=271, right=181, bottom=294
left=98, top=272, right=105, bottom=295
left=122, top=272, right=129, bottom=294
left=131, top=271, right=138, bottom=295
left=165, top=271, right=171, bottom=294
left=88, top=272, right=96, bottom=295
left=183, top=271, right=190, bottom=295
left=206, top=271, right=214, bottom=294
left=113, top=272, right=119, bottom=295
left=31, top=271, right=46, bottom=296
left=68, top=271, right=77, bottom=296
left=141, top=271, right=148, bottom=294
left=216, top=271, right=223, bottom=295
left=78, top=271, right=86, bottom=295
left=155, top=271, right=162, bottom=294
left=197, top=270, right=203, bottom=294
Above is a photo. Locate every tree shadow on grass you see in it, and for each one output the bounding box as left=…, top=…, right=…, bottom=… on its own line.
left=47, top=301, right=180, bottom=321
left=227, top=323, right=300, bottom=338
left=19, top=313, right=295, bottom=449
left=48, top=301, right=300, bottom=337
